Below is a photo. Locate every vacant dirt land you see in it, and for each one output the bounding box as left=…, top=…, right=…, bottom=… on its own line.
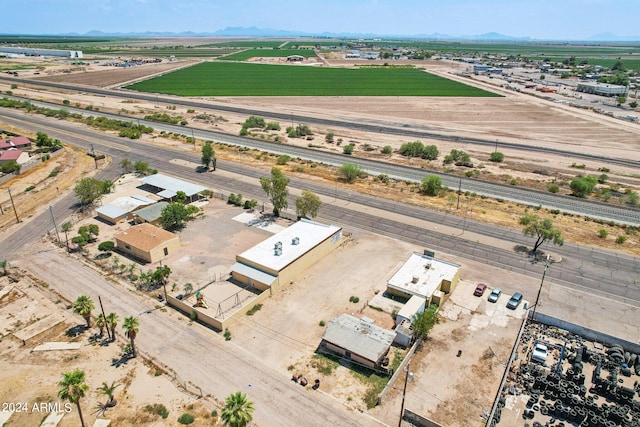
left=0, top=274, right=216, bottom=427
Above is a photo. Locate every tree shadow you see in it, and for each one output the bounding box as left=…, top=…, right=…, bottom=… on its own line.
left=111, top=354, right=132, bottom=368
left=93, top=399, right=116, bottom=416
left=65, top=324, right=87, bottom=338
left=513, top=245, right=548, bottom=264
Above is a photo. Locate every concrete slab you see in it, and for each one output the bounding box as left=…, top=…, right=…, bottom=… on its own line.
left=33, top=342, right=82, bottom=351
left=13, top=314, right=65, bottom=342
left=93, top=419, right=111, bottom=427
left=0, top=285, right=15, bottom=301
left=41, top=411, right=65, bottom=427
left=0, top=411, right=12, bottom=425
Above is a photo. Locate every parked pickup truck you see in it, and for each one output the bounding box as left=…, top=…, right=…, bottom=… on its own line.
left=532, top=343, right=548, bottom=364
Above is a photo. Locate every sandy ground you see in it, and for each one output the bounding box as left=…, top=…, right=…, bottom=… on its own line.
left=0, top=274, right=217, bottom=427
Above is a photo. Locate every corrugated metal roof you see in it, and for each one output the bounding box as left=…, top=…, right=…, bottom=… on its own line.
left=140, top=173, right=206, bottom=197
left=133, top=201, right=169, bottom=222
left=231, top=262, right=277, bottom=286
left=322, top=314, right=395, bottom=363
left=96, top=204, right=127, bottom=220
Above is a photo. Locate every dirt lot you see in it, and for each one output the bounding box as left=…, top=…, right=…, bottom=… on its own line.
left=0, top=274, right=216, bottom=427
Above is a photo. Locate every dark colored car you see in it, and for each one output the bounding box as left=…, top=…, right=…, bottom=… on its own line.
left=488, top=288, right=502, bottom=303
left=507, top=292, right=523, bottom=310
left=473, top=283, right=487, bottom=297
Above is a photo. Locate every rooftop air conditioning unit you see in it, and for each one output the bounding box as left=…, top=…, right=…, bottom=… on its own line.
left=292, top=237, right=300, bottom=245
left=412, top=276, right=419, bottom=284
left=274, top=248, right=282, bottom=256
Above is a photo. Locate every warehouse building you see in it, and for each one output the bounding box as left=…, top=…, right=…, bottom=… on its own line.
left=231, top=219, right=342, bottom=292
left=0, top=47, right=83, bottom=58
left=576, top=82, right=628, bottom=97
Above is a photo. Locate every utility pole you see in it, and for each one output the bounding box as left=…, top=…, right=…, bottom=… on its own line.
left=49, top=206, right=61, bottom=246
left=7, top=188, right=19, bottom=223
left=398, top=362, right=411, bottom=427
left=456, top=177, right=462, bottom=210
left=532, top=255, right=550, bottom=320
left=98, top=296, right=111, bottom=341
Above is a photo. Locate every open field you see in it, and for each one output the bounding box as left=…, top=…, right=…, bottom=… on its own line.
left=124, top=62, right=500, bottom=96
left=219, top=48, right=318, bottom=61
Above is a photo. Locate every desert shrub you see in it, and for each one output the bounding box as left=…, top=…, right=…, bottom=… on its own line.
left=616, top=235, right=627, bottom=244
left=489, top=152, right=504, bottom=162
left=598, top=229, right=608, bottom=239
left=349, top=296, right=360, bottom=303
left=319, top=320, right=325, bottom=326
left=381, top=145, right=392, bottom=155
left=547, top=184, right=560, bottom=193
left=343, top=144, right=355, bottom=155
left=276, top=154, right=291, bottom=165
left=246, top=304, right=263, bottom=315
left=177, top=413, right=195, bottom=425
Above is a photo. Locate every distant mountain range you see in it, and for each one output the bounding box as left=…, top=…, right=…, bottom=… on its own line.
left=50, top=27, right=640, bottom=42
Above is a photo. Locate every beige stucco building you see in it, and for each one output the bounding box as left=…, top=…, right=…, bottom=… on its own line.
left=231, top=219, right=343, bottom=293
left=114, top=223, right=180, bottom=263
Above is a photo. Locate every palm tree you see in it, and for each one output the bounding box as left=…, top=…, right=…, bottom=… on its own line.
left=73, top=295, right=95, bottom=328
left=105, top=312, right=119, bottom=342
left=94, top=314, right=106, bottom=338
left=221, top=392, right=254, bottom=427
left=58, top=369, right=89, bottom=427
left=61, top=222, right=73, bottom=252
left=122, top=316, right=139, bottom=358
left=97, top=381, right=119, bottom=408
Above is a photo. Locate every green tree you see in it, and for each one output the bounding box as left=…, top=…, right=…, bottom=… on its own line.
left=260, top=167, right=290, bottom=217
left=61, top=221, right=73, bottom=252
left=134, top=160, right=150, bottom=175
left=221, top=392, right=254, bottom=427
left=0, top=160, right=21, bottom=174
left=629, top=101, right=638, bottom=108
left=337, top=163, right=364, bottom=183
left=73, top=295, right=95, bottom=328
left=342, top=144, right=355, bottom=155
left=617, top=96, right=627, bottom=105
left=74, top=178, right=106, bottom=206
left=106, top=312, right=119, bottom=342
left=381, top=145, right=392, bottom=155
left=201, top=141, right=215, bottom=170
left=420, top=175, right=443, bottom=196
left=94, top=313, right=106, bottom=337
left=175, top=190, right=188, bottom=205
left=123, top=316, right=140, bottom=358
left=520, top=213, right=564, bottom=253
left=570, top=175, right=597, bottom=198
left=295, top=189, right=322, bottom=219
left=411, top=304, right=439, bottom=341
left=160, top=202, right=191, bottom=230
left=87, top=224, right=99, bottom=241
left=0, top=260, right=7, bottom=276
left=58, top=370, right=89, bottom=427
left=101, top=180, right=114, bottom=195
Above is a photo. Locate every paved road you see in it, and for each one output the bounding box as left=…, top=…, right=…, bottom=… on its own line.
left=0, top=112, right=638, bottom=304
left=2, top=95, right=639, bottom=225
left=21, top=248, right=371, bottom=427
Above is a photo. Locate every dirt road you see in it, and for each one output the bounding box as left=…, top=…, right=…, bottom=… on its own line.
left=18, top=244, right=379, bottom=427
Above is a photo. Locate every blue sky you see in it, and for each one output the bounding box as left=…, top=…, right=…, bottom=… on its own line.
left=3, top=0, right=639, bottom=40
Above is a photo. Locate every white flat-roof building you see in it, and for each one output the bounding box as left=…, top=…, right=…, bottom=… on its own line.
left=395, top=295, right=426, bottom=327
left=96, top=195, right=155, bottom=224
left=387, top=252, right=461, bottom=307
left=232, top=219, right=342, bottom=292
left=0, top=47, right=83, bottom=58
left=139, top=173, right=206, bottom=201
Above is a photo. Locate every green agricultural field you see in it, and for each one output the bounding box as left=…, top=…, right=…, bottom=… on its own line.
left=219, top=48, right=318, bottom=61
left=125, top=62, right=499, bottom=97
left=547, top=57, right=640, bottom=71
left=204, top=41, right=287, bottom=48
